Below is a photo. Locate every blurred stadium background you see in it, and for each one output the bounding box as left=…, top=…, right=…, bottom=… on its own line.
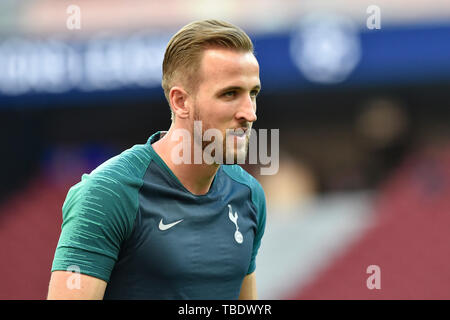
left=1, top=0, right=450, bottom=299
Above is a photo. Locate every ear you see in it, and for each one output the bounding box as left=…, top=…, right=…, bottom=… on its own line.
left=169, top=86, right=190, bottom=120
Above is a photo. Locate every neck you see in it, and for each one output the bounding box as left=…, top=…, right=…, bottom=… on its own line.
left=151, top=124, right=220, bottom=195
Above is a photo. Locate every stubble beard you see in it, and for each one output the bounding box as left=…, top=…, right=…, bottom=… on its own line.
left=193, top=107, right=250, bottom=165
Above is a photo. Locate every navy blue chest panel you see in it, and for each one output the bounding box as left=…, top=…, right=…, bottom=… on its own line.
left=104, top=162, right=257, bottom=299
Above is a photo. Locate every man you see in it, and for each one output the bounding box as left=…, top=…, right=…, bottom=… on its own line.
left=48, top=19, right=266, bottom=300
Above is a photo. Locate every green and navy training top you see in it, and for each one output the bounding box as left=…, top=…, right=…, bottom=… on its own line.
left=51, top=131, right=266, bottom=299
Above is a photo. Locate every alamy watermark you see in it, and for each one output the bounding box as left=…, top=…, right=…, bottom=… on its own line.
left=366, top=5, right=381, bottom=30
left=66, top=265, right=81, bottom=290
left=366, top=264, right=381, bottom=290
left=66, top=5, right=81, bottom=30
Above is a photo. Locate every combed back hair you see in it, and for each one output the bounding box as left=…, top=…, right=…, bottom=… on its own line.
left=162, top=19, right=254, bottom=121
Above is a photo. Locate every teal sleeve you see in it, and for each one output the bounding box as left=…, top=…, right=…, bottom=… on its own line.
left=247, top=180, right=267, bottom=275
left=51, top=154, right=145, bottom=282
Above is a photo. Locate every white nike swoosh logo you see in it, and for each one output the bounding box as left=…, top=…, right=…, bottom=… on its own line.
left=158, top=218, right=183, bottom=231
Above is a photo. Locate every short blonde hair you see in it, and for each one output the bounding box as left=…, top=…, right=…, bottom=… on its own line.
left=162, top=19, right=254, bottom=121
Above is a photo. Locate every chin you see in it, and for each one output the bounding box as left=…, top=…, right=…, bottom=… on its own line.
left=222, top=148, right=247, bottom=165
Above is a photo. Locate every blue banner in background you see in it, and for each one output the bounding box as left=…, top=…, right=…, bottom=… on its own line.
left=0, top=23, right=449, bottom=108
left=257, top=23, right=450, bottom=92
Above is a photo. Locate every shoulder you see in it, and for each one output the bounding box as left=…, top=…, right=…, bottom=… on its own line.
left=82, top=142, right=152, bottom=190
left=90, top=143, right=153, bottom=182
left=222, top=165, right=266, bottom=209
left=63, top=143, right=153, bottom=224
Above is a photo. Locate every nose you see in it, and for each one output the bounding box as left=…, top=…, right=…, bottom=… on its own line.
left=235, top=95, right=257, bottom=123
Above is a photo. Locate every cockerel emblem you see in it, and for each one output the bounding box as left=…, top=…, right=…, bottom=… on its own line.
left=228, top=204, right=243, bottom=244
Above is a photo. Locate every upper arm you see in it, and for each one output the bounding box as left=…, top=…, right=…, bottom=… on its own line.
left=239, top=272, right=257, bottom=300
left=241, top=182, right=265, bottom=299
left=47, top=271, right=107, bottom=300
left=247, top=181, right=267, bottom=274
left=51, top=169, right=139, bottom=285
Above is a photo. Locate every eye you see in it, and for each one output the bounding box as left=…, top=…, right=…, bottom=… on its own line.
left=223, top=91, right=236, bottom=98
left=250, top=90, right=259, bottom=98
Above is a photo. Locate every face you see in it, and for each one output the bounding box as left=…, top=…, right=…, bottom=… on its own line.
left=190, top=47, right=260, bottom=164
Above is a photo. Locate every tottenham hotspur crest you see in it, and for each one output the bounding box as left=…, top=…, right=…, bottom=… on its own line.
left=228, top=204, right=243, bottom=244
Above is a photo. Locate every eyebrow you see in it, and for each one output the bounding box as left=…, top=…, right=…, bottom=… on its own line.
left=218, top=84, right=261, bottom=94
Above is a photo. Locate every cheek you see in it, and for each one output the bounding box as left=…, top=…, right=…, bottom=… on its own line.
left=203, top=102, right=235, bottom=124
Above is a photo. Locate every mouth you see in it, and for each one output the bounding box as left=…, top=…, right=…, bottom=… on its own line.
left=228, top=128, right=248, bottom=138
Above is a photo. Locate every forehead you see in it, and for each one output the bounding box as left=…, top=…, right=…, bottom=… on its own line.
left=198, top=48, right=260, bottom=88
